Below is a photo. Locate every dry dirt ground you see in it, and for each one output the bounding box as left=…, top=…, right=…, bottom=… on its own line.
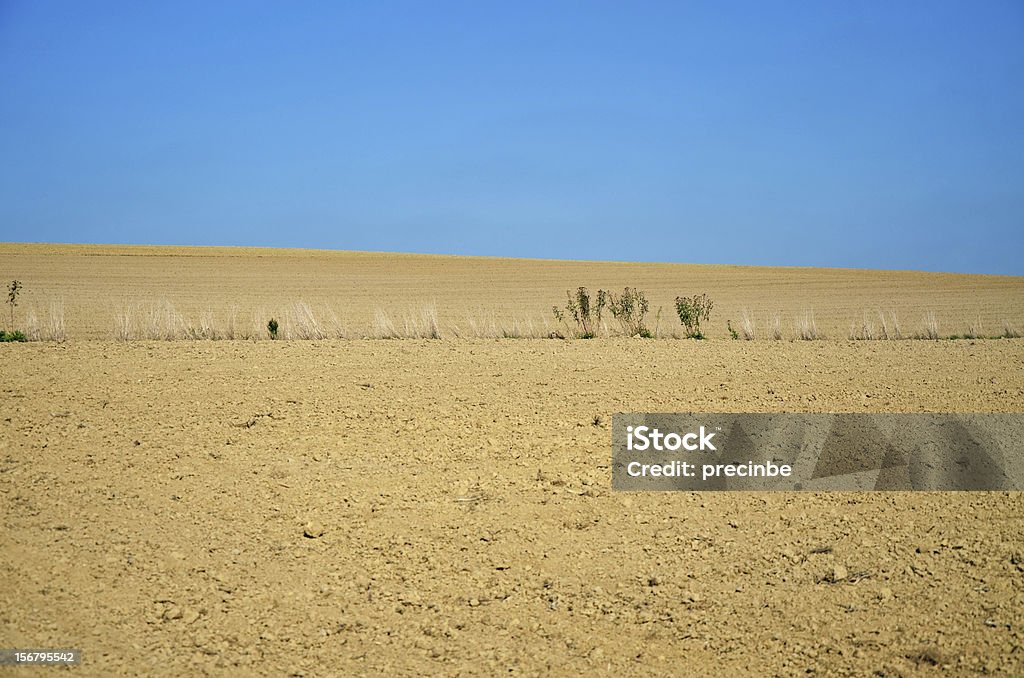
left=1, top=245, right=1023, bottom=676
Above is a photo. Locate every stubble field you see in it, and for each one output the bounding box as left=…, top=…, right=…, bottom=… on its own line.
left=2, top=243, right=1023, bottom=676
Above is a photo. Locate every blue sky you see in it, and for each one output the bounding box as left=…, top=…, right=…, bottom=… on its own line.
left=1, top=1, right=1022, bottom=274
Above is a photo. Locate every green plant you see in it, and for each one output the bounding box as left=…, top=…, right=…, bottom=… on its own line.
left=0, top=330, right=27, bottom=342
left=674, top=293, right=714, bottom=339
left=553, top=287, right=606, bottom=338
left=607, top=287, right=651, bottom=337
left=267, top=317, right=279, bottom=340
left=727, top=320, right=739, bottom=340
left=7, top=280, right=21, bottom=331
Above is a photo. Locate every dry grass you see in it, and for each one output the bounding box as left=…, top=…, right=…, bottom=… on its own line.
left=372, top=308, right=400, bottom=339
left=795, top=311, right=821, bottom=341
left=919, top=312, right=940, bottom=340
left=451, top=313, right=552, bottom=339
left=401, top=304, right=442, bottom=339
left=739, top=310, right=756, bottom=340
left=22, top=300, right=67, bottom=342
left=849, top=313, right=877, bottom=341
left=878, top=310, right=902, bottom=340
left=24, top=308, right=40, bottom=341
left=323, top=306, right=348, bottom=339
left=47, top=300, right=66, bottom=342
left=287, top=301, right=327, bottom=340
left=223, top=306, right=239, bottom=340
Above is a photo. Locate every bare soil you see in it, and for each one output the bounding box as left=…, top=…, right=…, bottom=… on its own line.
left=1, top=245, right=1023, bottom=675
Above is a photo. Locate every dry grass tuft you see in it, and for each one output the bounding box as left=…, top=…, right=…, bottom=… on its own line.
left=24, top=308, right=41, bottom=341
left=372, top=308, right=400, bottom=339
left=877, top=310, right=901, bottom=340
left=739, top=310, right=756, bottom=340
left=288, top=301, right=327, bottom=340
left=795, top=311, right=820, bottom=340
left=849, top=313, right=877, bottom=341
left=919, top=312, right=940, bottom=340
left=46, top=300, right=66, bottom=342
left=400, top=304, right=442, bottom=339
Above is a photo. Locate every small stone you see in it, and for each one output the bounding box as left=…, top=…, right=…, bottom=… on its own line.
left=163, top=606, right=183, bottom=621
left=832, top=565, right=848, bottom=582
left=303, top=522, right=324, bottom=538
left=879, top=587, right=894, bottom=601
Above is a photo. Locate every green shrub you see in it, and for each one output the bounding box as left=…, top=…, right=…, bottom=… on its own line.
left=608, top=287, right=652, bottom=338
left=7, top=279, right=21, bottom=331
left=267, top=318, right=279, bottom=340
left=0, top=330, right=27, bottom=342
left=553, top=287, right=606, bottom=338
left=727, top=320, right=739, bottom=340
left=675, top=293, right=714, bottom=339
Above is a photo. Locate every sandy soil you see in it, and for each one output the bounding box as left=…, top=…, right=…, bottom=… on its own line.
left=1, top=244, right=1023, bottom=675
left=3, top=337, right=1023, bottom=676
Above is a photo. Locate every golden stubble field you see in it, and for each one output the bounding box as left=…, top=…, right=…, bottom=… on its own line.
left=1, top=242, right=1022, bottom=340
left=2, top=243, right=1024, bottom=676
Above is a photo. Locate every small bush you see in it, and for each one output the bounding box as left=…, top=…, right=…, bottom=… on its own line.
left=7, top=279, right=21, bottom=331
left=267, top=318, right=279, bottom=340
left=553, top=287, right=606, bottom=339
left=727, top=320, right=739, bottom=340
left=607, top=287, right=651, bottom=338
left=1002, top=320, right=1021, bottom=339
left=766, top=313, right=782, bottom=341
left=674, top=293, right=713, bottom=339
left=0, top=330, right=27, bottom=342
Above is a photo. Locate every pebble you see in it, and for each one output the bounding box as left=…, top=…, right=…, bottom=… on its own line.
left=303, top=522, right=324, bottom=538
left=833, top=564, right=848, bottom=582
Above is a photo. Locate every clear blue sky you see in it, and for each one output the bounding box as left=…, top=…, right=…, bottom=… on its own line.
left=2, top=2, right=1022, bottom=274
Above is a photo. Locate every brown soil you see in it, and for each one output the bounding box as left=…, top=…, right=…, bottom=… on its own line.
left=2, top=245, right=1023, bottom=676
